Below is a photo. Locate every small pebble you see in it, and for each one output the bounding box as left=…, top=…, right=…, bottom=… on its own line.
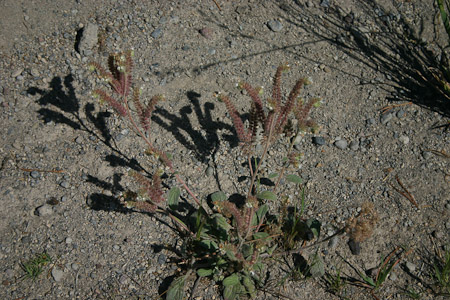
left=348, top=239, right=361, bottom=255
left=422, top=151, right=432, bottom=160
left=151, top=28, right=163, bottom=39
left=71, top=263, right=79, bottom=271
left=399, top=135, right=409, bottom=145
left=366, top=118, right=375, bottom=126
left=389, top=272, right=398, bottom=281
left=396, top=109, right=405, bottom=118
left=157, top=253, right=166, bottom=265
left=205, top=166, right=214, bottom=177
left=349, top=140, right=359, bottom=151
left=65, top=237, right=73, bottom=244
left=30, top=171, right=41, bottom=178
left=199, top=27, right=214, bottom=39
left=380, top=113, right=393, bottom=125
left=312, top=136, right=326, bottom=145
left=52, top=268, right=65, bottom=282
left=60, top=181, right=69, bottom=189
left=320, top=0, right=330, bottom=7
left=405, top=261, right=416, bottom=272
left=334, top=139, right=348, bottom=150
left=267, top=20, right=283, bottom=32
left=36, top=204, right=53, bottom=216
left=327, top=235, right=338, bottom=249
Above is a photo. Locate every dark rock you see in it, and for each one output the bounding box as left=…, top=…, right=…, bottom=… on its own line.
left=312, top=136, right=326, bottom=145
left=348, top=239, right=361, bottom=255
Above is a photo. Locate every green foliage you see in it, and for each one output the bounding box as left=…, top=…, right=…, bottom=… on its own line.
left=21, top=252, right=52, bottom=280
left=434, top=246, right=450, bottom=295
left=90, top=53, right=323, bottom=299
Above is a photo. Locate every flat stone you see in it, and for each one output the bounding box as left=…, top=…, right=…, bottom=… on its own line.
left=334, top=139, right=348, bottom=149
left=52, top=268, right=65, bottom=282
left=380, top=113, right=393, bottom=125
left=267, top=20, right=283, bottom=32
left=312, top=136, right=326, bottom=145
left=78, top=23, right=98, bottom=54
left=36, top=204, right=53, bottom=216
left=405, top=261, right=416, bottom=272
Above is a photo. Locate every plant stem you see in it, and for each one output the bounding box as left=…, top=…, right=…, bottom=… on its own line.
left=122, top=94, right=202, bottom=208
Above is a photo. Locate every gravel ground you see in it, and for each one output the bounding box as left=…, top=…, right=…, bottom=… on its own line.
left=0, top=0, right=449, bottom=299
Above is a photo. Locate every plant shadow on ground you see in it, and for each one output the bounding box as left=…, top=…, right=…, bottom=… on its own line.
left=277, top=0, right=450, bottom=120
left=27, top=72, right=259, bottom=297
left=189, top=1, right=449, bottom=124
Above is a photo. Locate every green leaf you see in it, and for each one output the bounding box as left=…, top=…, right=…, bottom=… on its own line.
left=268, top=172, right=278, bottom=179
left=223, top=273, right=240, bottom=287
left=253, top=232, right=270, bottom=241
left=242, top=243, right=253, bottom=259
left=168, top=187, right=180, bottom=209
left=256, top=191, right=277, bottom=201
left=286, top=174, right=302, bottom=184
left=306, top=218, right=321, bottom=238
left=199, top=239, right=218, bottom=251
left=255, top=204, right=269, bottom=224
left=213, top=214, right=232, bottom=232
left=197, top=268, right=214, bottom=277
left=223, top=282, right=241, bottom=300
left=242, top=275, right=256, bottom=298
left=166, top=275, right=186, bottom=300
left=309, top=253, right=325, bottom=278
left=211, top=191, right=227, bottom=202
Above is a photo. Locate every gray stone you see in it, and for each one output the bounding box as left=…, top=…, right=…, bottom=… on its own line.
left=320, top=0, right=330, bottom=7
left=36, top=204, right=53, bottom=216
left=405, top=261, right=416, bottom=272
left=52, top=268, right=65, bottom=282
left=267, top=20, right=283, bottom=32
left=30, top=171, right=41, bottom=178
left=312, top=136, right=326, bottom=145
left=60, top=181, right=69, bottom=189
left=399, top=135, right=409, bottom=145
left=78, top=23, right=98, bottom=54
left=157, top=253, right=166, bottom=265
left=205, top=166, right=214, bottom=177
left=334, top=139, right=348, bottom=150
left=349, top=140, right=359, bottom=151
left=71, top=263, right=79, bottom=271
left=389, top=272, right=398, bottom=281
left=380, top=113, right=393, bottom=125
left=422, top=151, right=432, bottom=160
left=151, top=28, right=163, bottom=39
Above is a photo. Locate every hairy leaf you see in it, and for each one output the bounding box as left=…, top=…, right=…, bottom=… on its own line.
left=168, top=186, right=180, bottom=209
left=286, top=174, right=302, bottom=184
left=211, top=191, right=227, bottom=202
left=223, top=273, right=240, bottom=287
left=268, top=172, right=278, bottom=179
left=256, top=191, right=277, bottom=201
left=242, top=275, right=256, bottom=298
left=306, top=218, right=321, bottom=238
left=309, top=253, right=325, bottom=278
left=166, top=275, right=186, bottom=300
left=197, top=268, right=214, bottom=277
left=255, top=204, right=269, bottom=224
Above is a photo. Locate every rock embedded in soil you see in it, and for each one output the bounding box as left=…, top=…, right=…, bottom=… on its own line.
left=312, top=136, right=326, bottom=145
left=36, top=204, right=53, bottom=216
left=78, top=23, right=98, bottom=54
left=52, top=268, right=65, bottom=282
left=380, top=112, right=393, bottom=125
left=267, top=20, right=283, bottom=32
left=348, top=239, right=361, bottom=255
left=334, top=139, right=348, bottom=150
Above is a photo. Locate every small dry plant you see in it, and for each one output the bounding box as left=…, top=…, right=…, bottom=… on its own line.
left=89, top=51, right=328, bottom=299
